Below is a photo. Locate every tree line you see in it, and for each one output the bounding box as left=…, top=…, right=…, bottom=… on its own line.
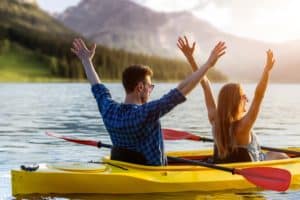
left=0, top=0, right=227, bottom=81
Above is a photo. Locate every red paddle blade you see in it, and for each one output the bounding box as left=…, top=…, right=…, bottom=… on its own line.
left=235, top=167, right=291, bottom=192
left=46, top=132, right=98, bottom=147
left=163, top=128, right=200, bottom=141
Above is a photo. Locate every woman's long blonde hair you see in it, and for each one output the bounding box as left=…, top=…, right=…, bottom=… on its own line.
left=214, top=83, right=243, bottom=159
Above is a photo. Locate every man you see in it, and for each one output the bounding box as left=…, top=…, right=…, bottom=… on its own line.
left=71, top=37, right=226, bottom=166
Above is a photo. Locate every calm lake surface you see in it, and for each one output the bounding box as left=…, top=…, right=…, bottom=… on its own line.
left=1, top=83, right=300, bottom=199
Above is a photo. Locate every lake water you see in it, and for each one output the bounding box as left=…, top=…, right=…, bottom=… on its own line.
left=1, top=83, right=300, bottom=199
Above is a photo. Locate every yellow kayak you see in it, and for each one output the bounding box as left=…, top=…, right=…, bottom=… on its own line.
left=11, top=148, right=300, bottom=195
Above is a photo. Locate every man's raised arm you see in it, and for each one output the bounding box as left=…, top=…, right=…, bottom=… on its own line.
left=176, top=41, right=226, bottom=96
left=71, top=38, right=101, bottom=85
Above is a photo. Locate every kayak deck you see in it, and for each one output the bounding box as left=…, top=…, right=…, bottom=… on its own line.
left=11, top=148, right=300, bottom=195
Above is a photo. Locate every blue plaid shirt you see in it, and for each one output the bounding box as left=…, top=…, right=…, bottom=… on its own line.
left=91, top=84, right=186, bottom=166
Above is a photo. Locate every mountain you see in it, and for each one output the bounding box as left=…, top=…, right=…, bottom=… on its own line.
left=0, top=0, right=226, bottom=82
left=58, top=0, right=300, bottom=82
left=59, top=0, right=170, bottom=55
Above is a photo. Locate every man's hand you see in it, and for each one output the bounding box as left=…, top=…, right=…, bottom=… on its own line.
left=71, top=38, right=96, bottom=62
left=70, top=38, right=100, bottom=84
left=205, top=41, right=226, bottom=68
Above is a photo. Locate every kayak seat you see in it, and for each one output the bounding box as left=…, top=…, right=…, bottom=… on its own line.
left=110, top=147, right=148, bottom=165
left=213, top=146, right=253, bottom=164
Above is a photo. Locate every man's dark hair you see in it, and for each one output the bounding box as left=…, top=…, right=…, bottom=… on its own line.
left=122, top=64, right=153, bottom=93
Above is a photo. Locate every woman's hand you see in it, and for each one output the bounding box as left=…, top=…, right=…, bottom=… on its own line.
left=264, top=49, right=275, bottom=72
left=177, top=36, right=196, bottom=59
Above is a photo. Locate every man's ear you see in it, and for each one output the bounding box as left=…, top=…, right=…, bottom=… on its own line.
left=136, top=82, right=144, bottom=92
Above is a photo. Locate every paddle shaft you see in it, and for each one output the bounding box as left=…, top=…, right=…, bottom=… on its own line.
left=167, top=156, right=234, bottom=173
left=97, top=142, right=112, bottom=149
left=98, top=139, right=234, bottom=173
left=163, top=129, right=300, bottom=156
left=199, top=137, right=300, bottom=156
left=99, top=142, right=234, bottom=173
left=196, top=136, right=300, bottom=155
left=260, top=146, right=300, bottom=156
left=46, top=132, right=234, bottom=173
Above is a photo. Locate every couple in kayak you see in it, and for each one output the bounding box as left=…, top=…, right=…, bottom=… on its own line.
left=71, top=36, right=288, bottom=166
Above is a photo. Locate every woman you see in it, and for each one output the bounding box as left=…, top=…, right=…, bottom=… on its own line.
left=177, top=36, right=288, bottom=163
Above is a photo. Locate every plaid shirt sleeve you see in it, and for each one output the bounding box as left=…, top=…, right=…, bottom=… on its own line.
left=91, top=84, right=116, bottom=116
left=139, top=88, right=186, bottom=123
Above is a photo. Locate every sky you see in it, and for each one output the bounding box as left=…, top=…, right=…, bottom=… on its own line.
left=37, top=0, right=300, bottom=43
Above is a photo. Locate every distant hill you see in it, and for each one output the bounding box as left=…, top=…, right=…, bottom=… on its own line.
left=58, top=0, right=300, bottom=82
left=0, top=0, right=226, bottom=82
left=0, top=0, right=78, bottom=81
left=0, top=0, right=73, bottom=35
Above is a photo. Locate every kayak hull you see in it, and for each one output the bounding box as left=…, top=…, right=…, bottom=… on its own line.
left=11, top=148, right=300, bottom=195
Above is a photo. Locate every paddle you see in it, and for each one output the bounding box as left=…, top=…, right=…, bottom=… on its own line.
left=45, top=132, right=112, bottom=148
left=46, top=131, right=291, bottom=192
left=163, top=128, right=300, bottom=156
